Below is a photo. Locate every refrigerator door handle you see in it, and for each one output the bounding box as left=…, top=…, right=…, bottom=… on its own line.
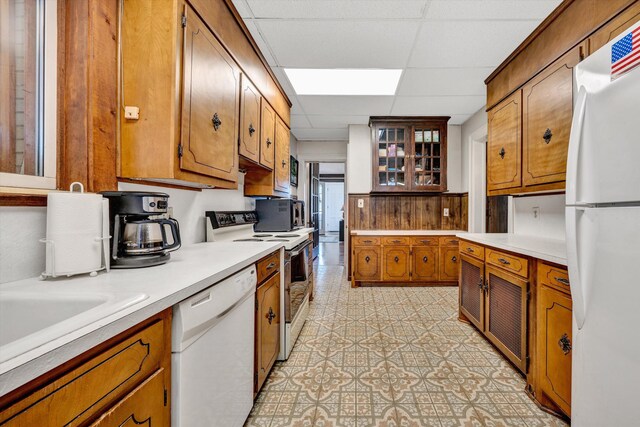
left=566, top=87, right=588, bottom=206
left=566, top=206, right=587, bottom=329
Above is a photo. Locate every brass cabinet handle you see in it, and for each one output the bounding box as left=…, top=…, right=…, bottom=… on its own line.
left=266, top=137, right=272, bottom=147
left=451, top=256, right=457, bottom=262
left=282, top=159, right=287, bottom=168
left=555, top=277, right=570, bottom=286
left=363, top=240, right=373, bottom=243
left=558, top=333, right=572, bottom=355
left=249, top=123, right=255, bottom=136
left=267, top=307, right=276, bottom=324
left=543, top=128, right=553, bottom=144
left=212, top=113, right=222, bottom=130
left=499, top=147, right=505, bottom=159
left=422, top=256, right=428, bottom=263
left=394, top=256, right=400, bottom=263
left=477, top=278, right=484, bottom=289
left=466, top=247, right=474, bottom=253
left=420, top=240, right=431, bottom=244
left=266, top=262, right=276, bottom=270
left=365, top=256, right=370, bottom=263
left=498, top=258, right=510, bottom=265
left=392, top=239, right=401, bottom=243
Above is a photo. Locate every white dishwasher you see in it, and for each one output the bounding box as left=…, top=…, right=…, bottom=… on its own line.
left=172, top=265, right=256, bottom=427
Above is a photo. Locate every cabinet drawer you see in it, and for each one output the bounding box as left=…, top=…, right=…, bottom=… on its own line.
left=459, top=240, right=484, bottom=260
left=411, top=237, right=439, bottom=246
left=382, top=236, right=410, bottom=246
left=1, top=321, right=166, bottom=426
left=352, top=236, right=381, bottom=246
left=538, top=262, right=570, bottom=295
left=486, top=248, right=529, bottom=278
left=439, top=236, right=459, bottom=247
left=257, top=251, right=280, bottom=283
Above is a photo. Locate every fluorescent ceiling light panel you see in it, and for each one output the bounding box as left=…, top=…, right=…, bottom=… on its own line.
left=284, top=68, right=402, bottom=95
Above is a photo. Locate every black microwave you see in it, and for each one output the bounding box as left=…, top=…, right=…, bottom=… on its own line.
left=255, top=199, right=304, bottom=232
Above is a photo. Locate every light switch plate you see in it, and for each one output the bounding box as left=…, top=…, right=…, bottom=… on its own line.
left=124, top=106, right=140, bottom=120
left=443, top=208, right=450, bottom=217
left=358, top=199, right=364, bottom=208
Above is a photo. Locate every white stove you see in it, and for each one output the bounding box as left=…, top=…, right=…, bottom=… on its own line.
left=205, top=211, right=314, bottom=359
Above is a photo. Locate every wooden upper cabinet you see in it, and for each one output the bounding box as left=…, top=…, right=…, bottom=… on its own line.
left=255, top=272, right=280, bottom=393
left=537, top=285, right=572, bottom=416
left=260, top=99, right=276, bottom=169
left=589, top=1, right=640, bottom=54
left=371, top=117, right=449, bottom=193
left=274, top=116, right=290, bottom=193
left=383, top=246, right=410, bottom=282
left=180, top=6, right=240, bottom=183
left=522, top=43, right=585, bottom=187
left=487, top=91, right=522, bottom=192
left=239, top=76, right=261, bottom=163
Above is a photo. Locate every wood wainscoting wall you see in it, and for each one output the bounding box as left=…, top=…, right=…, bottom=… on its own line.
left=347, top=193, right=468, bottom=232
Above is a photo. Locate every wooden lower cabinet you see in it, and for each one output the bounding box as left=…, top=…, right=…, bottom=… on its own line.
left=0, top=310, right=172, bottom=427
left=254, top=250, right=282, bottom=395
left=351, top=234, right=459, bottom=286
left=383, top=246, right=411, bottom=281
left=459, top=254, right=484, bottom=330
left=536, top=284, right=572, bottom=417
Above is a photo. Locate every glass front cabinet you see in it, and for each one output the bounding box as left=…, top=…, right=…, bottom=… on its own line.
left=371, top=117, right=449, bottom=192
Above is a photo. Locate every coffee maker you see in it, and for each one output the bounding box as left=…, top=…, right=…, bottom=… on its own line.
left=101, top=191, right=181, bottom=268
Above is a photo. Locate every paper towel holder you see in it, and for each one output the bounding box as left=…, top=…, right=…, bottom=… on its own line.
left=40, top=182, right=111, bottom=279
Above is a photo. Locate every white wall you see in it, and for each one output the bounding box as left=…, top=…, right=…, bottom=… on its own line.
left=0, top=207, right=47, bottom=283
left=290, top=133, right=299, bottom=198
left=461, top=107, right=488, bottom=194
left=296, top=140, right=348, bottom=208
left=447, top=125, right=462, bottom=193
left=511, top=194, right=566, bottom=240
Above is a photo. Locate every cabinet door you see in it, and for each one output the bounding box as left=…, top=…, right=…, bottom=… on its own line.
left=274, top=116, right=290, bottom=193
left=383, top=246, right=410, bottom=282
left=260, top=99, right=276, bottom=169
left=239, top=76, right=261, bottom=163
left=487, top=91, right=522, bottom=192
left=90, top=369, right=167, bottom=427
left=522, top=43, right=584, bottom=187
left=412, top=246, right=438, bottom=281
left=459, top=254, right=484, bottom=331
left=180, top=6, right=239, bottom=182
left=411, top=125, right=447, bottom=191
left=374, top=125, right=409, bottom=191
left=256, top=272, right=281, bottom=393
left=537, top=285, right=572, bottom=416
left=589, top=1, right=640, bottom=54
left=438, top=247, right=459, bottom=281
left=353, top=246, right=381, bottom=281
left=485, top=266, right=528, bottom=372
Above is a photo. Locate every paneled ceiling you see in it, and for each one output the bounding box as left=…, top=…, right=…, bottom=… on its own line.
left=231, top=0, right=562, bottom=141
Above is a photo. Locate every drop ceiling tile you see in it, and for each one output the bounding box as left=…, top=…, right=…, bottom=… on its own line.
left=291, top=128, right=349, bottom=141
left=256, top=20, right=420, bottom=68
left=246, top=0, right=428, bottom=19
left=291, top=115, right=313, bottom=129
left=231, top=0, right=253, bottom=18
left=244, top=20, right=277, bottom=66
left=306, top=115, right=370, bottom=128
left=390, top=95, right=485, bottom=116
left=397, top=67, right=492, bottom=96
left=409, top=20, right=540, bottom=67
left=426, top=0, right=562, bottom=21
left=298, top=96, right=394, bottom=115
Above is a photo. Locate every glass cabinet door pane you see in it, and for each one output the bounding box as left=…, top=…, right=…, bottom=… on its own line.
left=425, top=130, right=432, bottom=142
left=378, top=129, right=387, bottom=141
left=433, top=130, right=440, bottom=142
left=397, top=128, right=405, bottom=141
left=415, top=130, right=423, bottom=143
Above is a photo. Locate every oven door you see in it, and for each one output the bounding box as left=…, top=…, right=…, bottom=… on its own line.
left=285, top=240, right=312, bottom=322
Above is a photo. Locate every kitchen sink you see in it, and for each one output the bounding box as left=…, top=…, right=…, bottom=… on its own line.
left=0, top=291, right=148, bottom=364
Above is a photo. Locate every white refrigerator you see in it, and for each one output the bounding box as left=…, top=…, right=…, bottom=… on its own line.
left=566, top=21, right=640, bottom=427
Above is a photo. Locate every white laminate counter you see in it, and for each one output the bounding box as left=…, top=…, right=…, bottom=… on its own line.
left=351, top=230, right=467, bottom=236
left=0, top=241, right=284, bottom=395
left=457, top=233, right=567, bottom=266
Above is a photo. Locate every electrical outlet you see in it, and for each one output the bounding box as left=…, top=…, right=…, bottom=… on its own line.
left=358, top=199, right=364, bottom=208
left=532, top=207, right=540, bottom=220
left=443, top=208, right=450, bottom=217
left=124, top=106, right=140, bottom=120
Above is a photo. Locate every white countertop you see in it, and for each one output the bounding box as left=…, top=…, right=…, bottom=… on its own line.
left=457, top=233, right=567, bottom=266
left=0, top=240, right=284, bottom=395
left=351, top=230, right=467, bottom=236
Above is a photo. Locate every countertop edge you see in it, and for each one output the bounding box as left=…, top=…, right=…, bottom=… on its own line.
left=457, top=234, right=567, bottom=266
left=350, top=230, right=468, bottom=236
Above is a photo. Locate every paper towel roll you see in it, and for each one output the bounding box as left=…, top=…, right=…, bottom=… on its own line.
left=44, top=188, right=105, bottom=277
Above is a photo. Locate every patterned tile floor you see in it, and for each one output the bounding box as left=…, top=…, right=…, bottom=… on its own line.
left=245, top=265, right=568, bottom=427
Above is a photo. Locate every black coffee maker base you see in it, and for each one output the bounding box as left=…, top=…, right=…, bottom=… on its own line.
left=111, top=253, right=171, bottom=269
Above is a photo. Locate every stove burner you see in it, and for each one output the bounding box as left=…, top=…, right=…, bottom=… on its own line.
left=275, top=234, right=299, bottom=238
left=267, top=239, right=289, bottom=242
left=233, top=238, right=264, bottom=242
left=253, top=234, right=273, bottom=238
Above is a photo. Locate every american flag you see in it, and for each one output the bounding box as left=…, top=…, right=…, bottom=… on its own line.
left=611, top=24, right=640, bottom=80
